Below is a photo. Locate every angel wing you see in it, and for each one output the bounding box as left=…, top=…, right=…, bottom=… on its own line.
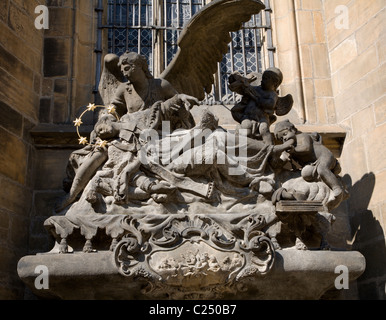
left=160, top=0, right=266, bottom=101
left=275, top=94, right=294, bottom=116
left=98, top=53, right=125, bottom=106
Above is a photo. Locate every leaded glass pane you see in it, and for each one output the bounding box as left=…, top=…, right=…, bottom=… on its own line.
left=103, top=0, right=270, bottom=103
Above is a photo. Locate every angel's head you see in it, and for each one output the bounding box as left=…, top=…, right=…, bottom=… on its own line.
left=118, top=51, right=153, bottom=81
left=273, top=119, right=297, bottom=142
left=94, top=110, right=120, bottom=140
left=262, top=67, right=283, bottom=91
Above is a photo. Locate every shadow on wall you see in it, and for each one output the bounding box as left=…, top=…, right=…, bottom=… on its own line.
left=343, top=172, right=386, bottom=300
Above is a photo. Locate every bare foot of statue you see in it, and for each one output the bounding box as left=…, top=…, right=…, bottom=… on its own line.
left=149, top=181, right=177, bottom=195
left=295, top=237, right=308, bottom=250
left=149, top=181, right=177, bottom=203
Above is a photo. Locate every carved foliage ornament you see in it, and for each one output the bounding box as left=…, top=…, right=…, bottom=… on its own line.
left=113, top=214, right=275, bottom=299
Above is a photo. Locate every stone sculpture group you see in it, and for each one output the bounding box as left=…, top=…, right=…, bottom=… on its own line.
left=35, top=0, right=352, bottom=299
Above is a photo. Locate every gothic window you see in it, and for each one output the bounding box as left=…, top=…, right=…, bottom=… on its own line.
left=96, top=0, right=275, bottom=104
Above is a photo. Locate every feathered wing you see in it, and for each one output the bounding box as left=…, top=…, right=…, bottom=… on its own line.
left=275, top=94, right=294, bottom=116
left=98, top=53, right=125, bottom=106
left=160, top=0, right=266, bottom=101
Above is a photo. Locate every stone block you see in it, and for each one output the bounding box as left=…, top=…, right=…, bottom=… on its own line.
left=47, top=0, right=72, bottom=7
left=54, top=78, right=68, bottom=95
left=52, top=93, right=69, bottom=123
left=316, top=97, right=327, bottom=124
left=329, top=35, right=357, bottom=74
left=0, top=209, right=10, bottom=229
left=34, top=149, right=74, bottom=190
left=33, top=191, right=64, bottom=219
left=311, top=43, right=330, bottom=78
left=351, top=0, right=385, bottom=34
left=41, top=78, right=53, bottom=96
left=302, top=0, right=322, bottom=11
left=296, top=10, right=314, bottom=44
left=314, top=78, right=333, bottom=97
left=33, top=73, right=41, bottom=95
left=39, top=97, right=51, bottom=123
left=302, top=78, right=317, bottom=123
left=74, top=43, right=94, bottom=85
left=336, top=45, right=378, bottom=93
left=0, top=70, right=40, bottom=122
left=8, top=3, right=44, bottom=52
left=25, top=144, right=38, bottom=189
left=366, top=124, right=386, bottom=175
left=276, top=50, right=297, bottom=82
left=338, top=117, right=352, bottom=142
left=326, top=97, right=337, bottom=124
left=369, top=170, right=386, bottom=208
left=0, top=176, right=33, bottom=217
left=299, top=44, right=312, bottom=78
left=45, top=7, right=73, bottom=37
left=271, top=0, right=291, bottom=19
left=78, top=0, right=94, bottom=15
left=0, top=127, right=27, bottom=185
left=326, top=0, right=384, bottom=51
left=0, top=101, right=23, bottom=137
left=76, top=11, right=95, bottom=45
left=0, top=1, right=8, bottom=23
left=323, top=0, right=351, bottom=23
left=0, top=20, right=43, bottom=74
left=340, top=137, right=368, bottom=182
left=335, top=63, right=386, bottom=122
left=73, top=83, right=94, bottom=114
left=313, top=11, right=325, bottom=43
left=11, top=0, right=45, bottom=14
left=274, top=14, right=296, bottom=53
left=9, top=215, right=30, bottom=249
left=43, top=38, right=70, bottom=77
left=325, top=14, right=353, bottom=52
left=17, top=249, right=366, bottom=300
left=376, top=33, right=386, bottom=65
left=0, top=43, right=34, bottom=90
left=351, top=106, right=376, bottom=137
left=355, top=8, right=385, bottom=55
left=373, top=95, right=386, bottom=126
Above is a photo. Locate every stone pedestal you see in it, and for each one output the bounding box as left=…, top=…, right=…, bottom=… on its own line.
left=18, top=249, right=365, bottom=300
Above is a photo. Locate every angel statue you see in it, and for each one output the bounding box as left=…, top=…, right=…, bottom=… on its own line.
left=228, top=67, right=294, bottom=144
left=56, top=0, right=273, bottom=215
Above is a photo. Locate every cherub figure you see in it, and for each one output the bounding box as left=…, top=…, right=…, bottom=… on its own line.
left=273, top=120, right=347, bottom=202
left=228, top=68, right=293, bottom=144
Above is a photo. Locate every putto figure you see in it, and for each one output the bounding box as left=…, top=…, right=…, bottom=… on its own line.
left=228, top=67, right=293, bottom=144
left=273, top=119, right=348, bottom=203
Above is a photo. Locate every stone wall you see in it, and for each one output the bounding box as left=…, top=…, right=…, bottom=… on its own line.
left=0, top=0, right=97, bottom=299
left=0, top=0, right=45, bottom=299
left=271, top=0, right=385, bottom=299
left=39, top=0, right=97, bottom=124
left=30, top=0, right=97, bottom=257
left=322, top=0, right=386, bottom=299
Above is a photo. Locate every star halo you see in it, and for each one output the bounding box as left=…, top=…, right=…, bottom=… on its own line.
left=75, top=103, right=120, bottom=147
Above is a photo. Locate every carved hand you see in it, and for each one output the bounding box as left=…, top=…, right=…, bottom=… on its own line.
left=177, top=94, right=200, bottom=110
